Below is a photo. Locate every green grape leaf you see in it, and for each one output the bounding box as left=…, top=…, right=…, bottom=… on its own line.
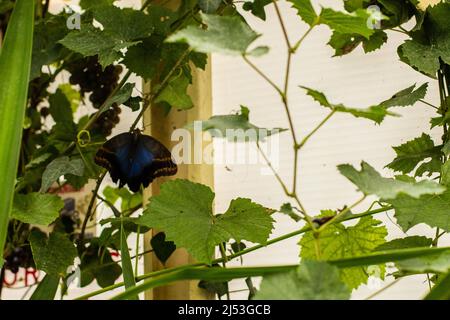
left=441, top=160, right=450, bottom=186
left=58, top=84, right=81, bottom=113
left=188, top=105, right=287, bottom=142
left=25, top=153, right=52, bottom=170
left=150, top=232, right=176, bottom=264
left=397, top=251, right=450, bottom=274
left=242, top=0, right=271, bottom=20
left=49, top=88, right=73, bottom=125
left=386, top=133, right=440, bottom=174
left=29, top=230, right=77, bottom=276
left=328, top=30, right=387, bottom=56
left=136, top=179, right=274, bottom=264
left=380, top=83, right=428, bottom=108
left=198, top=0, right=221, bottom=13
left=79, top=240, right=122, bottom=288
left=301, top=86, right=397, bottom=124
left=31, top=14, right=68, bottom=79
left=102, top=186, right=142, bottom=212
left=319, top=8, right=374, bottom=39
left=79, top=0, right=115, bottom=9
left=288, top=0, right=318, bottom=26
left=362, top=30, right=388, bottom=53
left=338, top=161, right=445, bottom=200
left=12, top=193, right=64, bottom=226
left=40, top=156, right=85, bottom=192
left=328, top=32, right=363, bottom=56
left=100, top=83, right=135, bottom=114
left=375, top=236, right=432, bottom=252
left=279, top=203, right=302, bottom=222
left=59, top=24, right=138, bottom=67
left=155, top=71, right=193, bottom=110
left=386, top=190, right=450, bottom=232
left=92, top=6, right=154, bottom=40
left=167, top=13, right=263, bottom=56
left=398, top=39, right=447, bottom=78
left=122, top=36, right=163, bottom=81
left=254, top=260, right=350, bottom=300
left=299, top=216, right=387, bottom=289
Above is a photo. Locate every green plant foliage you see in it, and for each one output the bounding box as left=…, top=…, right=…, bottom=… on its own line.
left=40, top=156, right=85, bottom=192
left=103, top=186, right=142, bottom=212
left=397, top=251, right=450, bottom=274
left=189, top=105, right=287, bottom=141
left=387, top=190, right=450, bottom=232
left=288, top=0, right=318, bottom=26
left=338, top=161, right=445, bottom=199
left=380, top=83, right=428, bottom=108
left=300, top=215, right=387, bottom=289
left=167, top=13, right=267, bottom=56
left=198, top=0, right=222, bottom=13
left=1, top=0, right=450, bottom=301
left=12, top=193, right=64, bottom=226
left=320, top=8, right=375, bottom=39
left=155, top=71, right=193, bottom=110
left=386, top=133, right=440, bottom=175
left=29, top=230, right=77, bottom=276
left=120, top=220, right=138, bottom=300
left=375, top=236, right=433, bottom=251
left=301, top=86, right=398, bottom=124
left=242, top=0, right=271, bottom=20
left=79, top=240, right=122, bottom=288
left=254, top=260, right=351, bottom=300
left=0, top=0, right=34, bottom=268
left=30, top=275, right=60, bottom=300
left=150, top=232, right=176, bottom=264
left=137, top=179, right=274, bottom=264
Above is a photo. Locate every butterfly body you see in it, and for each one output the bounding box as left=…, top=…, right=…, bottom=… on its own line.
left=95, top=131, right=177, bottom=192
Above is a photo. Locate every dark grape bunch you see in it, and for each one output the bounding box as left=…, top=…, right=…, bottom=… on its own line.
left=67, top=55, right=123, bottom=136
left=4, top=245, right=33, bottom=274
left=67, top=56, right=123, bottom=108
left=91, top=103, right=122, bottom=136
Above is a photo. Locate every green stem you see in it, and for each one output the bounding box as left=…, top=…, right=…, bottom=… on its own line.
left=242, top=55, right=282, bottom=95
left=298, top=110, right=336, bottom=149
left=129, top=49, right=191, bottom=131
left=79, top=171, right=106, bottom=243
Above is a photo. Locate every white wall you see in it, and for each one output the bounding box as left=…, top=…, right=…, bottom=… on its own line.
left=212, top=0, right=450, bottom=299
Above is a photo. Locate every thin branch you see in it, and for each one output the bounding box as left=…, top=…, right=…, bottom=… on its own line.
left=292, top=23, right=316, bottom=53
left=419, top=99, right=438, bottom=110
left=272, top=0, right=291, bottom=49
left=129, top=50, right=191, bottom=131
left=317, top=195, right=367, bottom=232
left=79, top=171, right=107, bottom=243
left=364, top=278, right=401, bottom=300
left=256, top=141, right=291, bottom=197
left=298, top=110, right=336, bottom=149
left=242, top=55, right=283, bottom=95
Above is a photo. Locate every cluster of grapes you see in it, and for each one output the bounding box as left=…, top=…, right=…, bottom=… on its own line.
left=91, top=103, right=122, bottom=136
left=67, top=56, right=123, bottom=136
left=4, top=245, right=33, bottom=274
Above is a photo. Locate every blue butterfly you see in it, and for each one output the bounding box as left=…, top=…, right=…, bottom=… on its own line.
left=95, top=130, right=177, bottom=192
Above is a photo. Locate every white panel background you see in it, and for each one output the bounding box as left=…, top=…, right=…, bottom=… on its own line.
left=211, top=1, right=450, bottom=299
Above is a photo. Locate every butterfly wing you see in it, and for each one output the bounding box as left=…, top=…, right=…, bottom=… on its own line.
left=126, top=135, right=177, bottom=192
left=95, top=132, right=134, bottom=187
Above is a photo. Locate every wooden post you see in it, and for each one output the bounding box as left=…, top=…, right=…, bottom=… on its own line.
left=142, top=3, right=214, bottom=298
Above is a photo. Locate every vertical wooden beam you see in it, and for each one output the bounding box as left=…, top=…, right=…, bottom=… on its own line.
left=142, top=50, right=214, bottom=299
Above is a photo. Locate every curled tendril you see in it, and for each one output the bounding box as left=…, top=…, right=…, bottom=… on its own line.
left=77, top=130, right=91, bottom=147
